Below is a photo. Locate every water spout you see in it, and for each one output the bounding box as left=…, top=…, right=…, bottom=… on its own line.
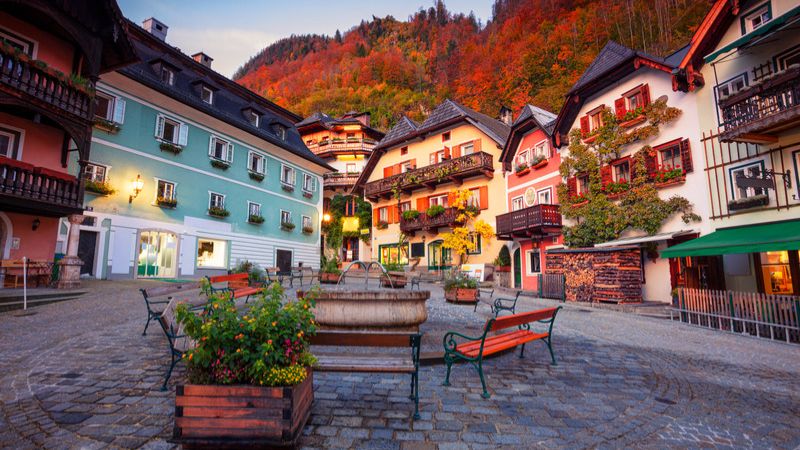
left=337, top=260, right=394, bottom=288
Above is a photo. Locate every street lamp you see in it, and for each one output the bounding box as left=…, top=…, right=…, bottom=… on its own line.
left=129, top=174, right=143, bottom=203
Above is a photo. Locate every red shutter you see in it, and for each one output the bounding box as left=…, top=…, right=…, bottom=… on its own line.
left=373, top=208, right=379, bottom=226
left=387, top=205, right=396, bottom=224
left=579, top=116, right=590, bottom=134
left=409, top=158, right=417, bottom=169
left=614, top=97, right=627, bottom=120
left=383, top=167, right=392, bottom=178
left=394, top=164, right=403, bottom=176
left=473, top=139, right=482, bottom=153
left=645, top=148, right=657, bottom=177
left=451, top=145, right=461, bottom=158
left=478, top=186, right=488, bottom=210
left=680, top=139, right=693, bottom=173
left=447, top=192, right=456, bottom=207
left=417, top=196, right=429, bottom=212
left=642, top=84, right=651, bottom=106
left=567, top=177, right=577, bottom=197
left=444, top=146, right=451, bottom=159
left=600, top=165, right=613, bottom=186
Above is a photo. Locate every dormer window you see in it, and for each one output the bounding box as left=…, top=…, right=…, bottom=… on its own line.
left=201, top=85, right=213, bottom=104
left=742, top=4, right=771, bottom=34
left=160, top=66, right=175, bottom=85
left=273, top=124, right=287, bottom=140
left=245, top=110, right=260, bottom=127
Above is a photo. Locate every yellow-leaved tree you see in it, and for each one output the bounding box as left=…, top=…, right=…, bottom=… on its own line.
left=441, top=188, right=495, bottom=266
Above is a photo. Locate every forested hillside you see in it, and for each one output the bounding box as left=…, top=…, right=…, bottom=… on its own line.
left=235, top=0, right=710, bottom=130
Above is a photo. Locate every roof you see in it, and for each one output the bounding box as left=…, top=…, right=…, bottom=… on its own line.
left=295, top=111, right=385, bottom=140
left=499, top=104, right=557, bottom=168
left=119, top=21, right=333, bottom=171
left=673, top=0, right=736, bottom=92
left=569, top=41, right=670, bottom=94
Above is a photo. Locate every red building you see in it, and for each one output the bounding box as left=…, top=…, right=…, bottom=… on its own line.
left=0, top=0, right=135, bottom=287
left=496, top=105, right=563, bottom=289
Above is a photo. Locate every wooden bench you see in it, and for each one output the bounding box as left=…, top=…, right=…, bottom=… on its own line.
left=140, top=282, right=199, bottom=335
left=310, top=331, right=422, bottom=419
left=443, top=307, right=562, bottom=398
left=206, top=273, right=262, bottom=302
left=158, top=297, right=199, bottom=390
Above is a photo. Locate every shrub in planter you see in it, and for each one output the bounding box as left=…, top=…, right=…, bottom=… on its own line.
left=443, top=268, right=478, bottom=303
left=84, top=179, right=115, bottom=195
left=376, top=220, right=388, bottom=230
left=302, top=225, right=314, bottom=234
left=159, top=141, right=182, bottom=154
left=157, top=196, right=178, bottom=208
left=493, top=246, right=511, bottom=272
left=426, top=204, right=446, bottom=218
left=174, top=284, right=317, bottom=446
left=380, top=262, right=407, bottom=288
left=319, top=256, right=341, bottom=283
left=248, top=214, right=265, bottom=224
left=249, top=171, right=265, bottom=182
left=514, top=163, right=530, bottom=174
left=210, top=159, right=231, bottom=170
left=208, top=206, right=230, bottom=217
left=402, top=209, right=420, bottom=221
left=281, top=221, right=296, bottom=231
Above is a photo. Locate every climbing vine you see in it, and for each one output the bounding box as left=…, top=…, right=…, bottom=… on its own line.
left=556, top=98, right=700, bottom=248
left=440, top=189, right=495, bottom=265
left=322, top=194, right=372, bottom=256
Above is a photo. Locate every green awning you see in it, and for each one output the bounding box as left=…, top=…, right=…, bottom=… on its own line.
left=705, top=5, right=800, bottom=63
left=661, top=220, right=800, bottom=258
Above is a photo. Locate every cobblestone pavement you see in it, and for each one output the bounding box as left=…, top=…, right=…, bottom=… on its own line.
left=0, top=279, right=798, bottom=449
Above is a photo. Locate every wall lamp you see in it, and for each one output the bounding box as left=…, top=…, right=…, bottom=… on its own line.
left=32, top=218, right=40, bottom=231
left=129, top=174, right=143, bottom=203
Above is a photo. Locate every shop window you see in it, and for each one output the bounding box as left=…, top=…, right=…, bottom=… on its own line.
left=197, top=238, right=227, bottom=268
left=379, top=244, right=409, bottom=265
left=760, top=251, right=793, bottom=295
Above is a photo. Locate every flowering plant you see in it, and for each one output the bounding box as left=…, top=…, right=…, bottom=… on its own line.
left=603, top=179, right=630, bottom=194
left=176, top=283, right=318, bottom=386
left=514, top=162, right=529, bottom=173
left=653, top=165, right=685, bottom=183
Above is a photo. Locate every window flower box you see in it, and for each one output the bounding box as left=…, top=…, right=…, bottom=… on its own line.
left=84, top=179, right=115, bottom=196
left=581, top=133, right=599, bottom=144
left=157, top=197, right=178, bottom=208
left=248, top=214, right=264, bottom=224
left=281, top=222, right=295, bottom=231
left=302, top=226, right=313, bottom=234
left=159, top=141, right=183, bottom=154
left=249, top=171, right=265, bottom=182
left=514, top=163, right=530, bottom=175
left=619, top=115, right=646, bottom=128
left=531, top=158, right=548, bottom=170
left=208, top=206, right=230, bottom=218
left=402, top=210, right=420, bottom=221
left=728, top=194, right=769, bottom=212
left=302, top=190, right=313, bottom=199
left=93, top=118, right=120, bottom=134
left=210, top=159, right=230, bottom=170
left=281, top=182, right=294, bottom=192
left=376, top=221, right=388, bottom=230
left=426, top=205, right=445, bottom=218
left=654, top=176, right=686, bottom=189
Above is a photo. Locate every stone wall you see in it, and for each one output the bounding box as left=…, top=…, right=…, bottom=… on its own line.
left=546, top=246, right=642, bottom=303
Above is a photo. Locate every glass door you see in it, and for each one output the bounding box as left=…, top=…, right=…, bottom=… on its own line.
left=137, top=231, right=177, bottom=278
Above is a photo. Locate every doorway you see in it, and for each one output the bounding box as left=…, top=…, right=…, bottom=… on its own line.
left=427, top=240, right=452, bottom=271
left=513, top=248, right=522, bottom=288
left=77, top=230, right=97, bottom=275
left=137, top=231, right=177, bottom=278
left=276, top=249, right=293, bottom=273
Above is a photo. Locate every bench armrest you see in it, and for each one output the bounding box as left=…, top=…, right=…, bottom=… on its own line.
left=493, top=297, right=515, bottom=308
left=442, top=330, right=484, bottom=353
left=146, top=299, right=170, bottom=305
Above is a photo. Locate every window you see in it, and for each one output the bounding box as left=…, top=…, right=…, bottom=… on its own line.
left=537, top=188, right=552, bottom=205
left=516, top=149, right=530, bottom=167
left=94, top=92, right=114, bottom=121
left=589, top=110, right=603, bottom=131
left=775, top=45, right=800, bottom=71
left=442, top=132, right=450, bottom=142
left=430, top=149, right=446, bottom=165
left=197, top=238, right=227, bottom=268
left=378, top=207, right=388, bottom=222
left=248, top=201, right=261, bottom=217
left=626, top=90, right=644, bottom=110
left=613, top=160, right=630, bottom=183
left=401, top=160, right=415, bottom=173
left=273, top=124, right=287, bottom=140
left=742, top=4, right=771, bottom=34
left=155, top=115, right=187, bottom=145
left=208, top=136, right=233, bottom=162
left=248, top=151, right=265, bottom=174
left=201, top=85, right=213, bottom=104
left=461, top=141, right=475, bottom=155
left=511, top=196, right=524, bottom=211
left=160, top=66, right=175, bottom=85
left=659, top=143, right=681, bottom=170
left=730, top=161, right=766, bottom=200
left=467, top=188, right=481, bottom=209
left=532, top=140, right=550, bottom=159
left=209, top=192, right=225, bottom=209
left=0, top=27, right=35, bottom=57
left=399, top=201, right=411, bottom=212
left=526, top=250, right=541, bottom=275
left=467, top=233, right=482, bottom=255
left=245, top=110, right=261, bottom=127
left=0, top=125, right=22, bottom=159
left=577, top=175, right=590, bottom=194
left=83, top=163, right=108, bottom=183
left=280, top=210, right=292, bottom=225
left=400, top=147, right=408, bottom=156
left=280, top=165, right=295, bottom=186
left=429, top=194, right=449, bottom=207
left=346, top=132, right=356, bottom=139
left=716, top=74, right=747, bottom=99
left=157, top=179, right=176, bottom=201
left=345, top=163, right=357, bottom=173
left=302, top=215, right=312, bottom=230
left=303, top=173, right=316, bottom=192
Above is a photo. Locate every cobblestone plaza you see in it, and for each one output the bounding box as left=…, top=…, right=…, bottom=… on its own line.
left=1, top=280, right=798, bottom=449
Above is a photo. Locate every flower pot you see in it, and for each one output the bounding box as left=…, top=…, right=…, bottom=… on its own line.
left=531, top=159, right=548, bottom=169
left=381, top=272, right=407, bottom=288
left=172, top=370, right=313, bottom=448
left=619, top=115, right=646, bottom=128
left=319, top=272, right=340, bottom=284
left=445, top=288, right=478, bottom=304
left=302, top=191, right=313, bottom=199
left=495, top=266, right=511, bottom=273
left=515, top=167, right=531, bottom=176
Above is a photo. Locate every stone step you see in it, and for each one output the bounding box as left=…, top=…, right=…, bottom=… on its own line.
left=0, top=292, right=86, bottom=313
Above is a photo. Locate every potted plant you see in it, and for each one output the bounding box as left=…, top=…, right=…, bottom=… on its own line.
left=402, top=209, right=420, bottom=221
left=84, top=179, right=116, bottom=196
left=493, top=246, right=511, bottom=272
left=159, top=141, right=182, bottom=154
left=93, top=117, right=120, bottom=134
left=210, top=159, right=230, bottom=170
left=514, top=162, right=530, bottom=175
left=173, top=284, right=317, bottom=447
left=302, top=190, right=313, bottom=199
left=208, top=206, right=229, bottom=217
left=281, top=182, right=294, bottom=192
left=319, top=256, right=341, bottom=284
left=426, top=204, right=446, bottom=218
left=376, top=220, right=388, bottom=230
left=281, top=221, right=296, bottom=231
left=530, top=154, right=547, bottom=169
left=248, top=214, right=265, bottom=224
left=302, top=225, right=314, bottom=234
left=157, top=196, right=178, bottom=208
left=443, top=268, right=479, bottom=303
left=249, top=171, right=265, bottom=182
left=380, top=262, right=407, bottom=288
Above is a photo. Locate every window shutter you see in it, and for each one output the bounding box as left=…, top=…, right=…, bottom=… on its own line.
left=410, top=158, right=417, bottom=169
left=451, top=145, right=461, bottom=158
left=178, top=123, right=189, bottom=146
left=384, top=166, right=392, bottom=178
left=579, top=116, right=590, bottom=134
left=567, top=177, right=577, bottom=197
left=429, top=153, right=436, bottom=165
left=645, top=148, right=657, bottom=177
left=680, top=139, right=693, bottom=173
left=226, top=143, right=234, bottom=161
left=614, top=97, right=626, bottom=120
left=479, top=186, right=488, bottom=210
left=373, top=208, right=379, bottom=226
left=642, top=84, right=651, bottom=106
left=444, top=147, right=451, bottom=159
left=112, top=98, right=126, bottom=124
left=601, top=165, right=613, bottom=186
left=155, top=115, right=165, bottom=138
left=447, top=192, right=456, bottom=207
left=417, top=197, right=429, bottom=212
left=394, top=163, right=402, bottom=176
left=389, top=205, right=398, bottom=224
left=473, top=139, right=481, bottom=153
left=208, top=137, right=215, bottom=157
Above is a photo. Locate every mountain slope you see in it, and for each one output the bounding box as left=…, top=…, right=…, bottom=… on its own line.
left=235, top=0, right=710, bottom=130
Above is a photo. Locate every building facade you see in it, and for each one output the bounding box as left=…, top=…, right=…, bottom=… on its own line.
left=296, top=112, right=383, bottom=262
left=551, top=41, right=713, bottom=303
left=664, top=0, right=800, bottom=295
left=0, top=0, right=135, bottom=287
left=496, top=105, right=563, bottom=290
left=72, top=19, right=331, bottom=280
left=356, top=99, right=510, bottom=272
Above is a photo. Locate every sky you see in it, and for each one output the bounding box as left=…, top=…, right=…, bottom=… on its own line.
left=118, top=0, right=493, bottom=78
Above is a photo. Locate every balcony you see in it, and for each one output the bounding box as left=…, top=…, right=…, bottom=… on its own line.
left=719, top=66, right=800, bottom=144
left=0, top=157, right=83, bottom=217
left=365, top=151, right=495, bottom=200
left=323, top=172, right=360, bottom=190
left=307, top=138, right=377, bottom=157
left=495, top=204, right=562, bottom=240
left=0, top=44, right=94, bottom=123
left=399, top=207, right=460, bottom=234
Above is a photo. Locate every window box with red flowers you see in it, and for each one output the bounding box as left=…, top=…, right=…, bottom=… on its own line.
left=514, top=163, right=530, bottom=176
left=376, top=220, right=389, bottom=230
left=618, top=107, right=646, bottom=128
left=653, top=166, right=686, bottom=188
left=602, top=180, right=630, bottom=199
left=570, top=193, right=588, bottom=207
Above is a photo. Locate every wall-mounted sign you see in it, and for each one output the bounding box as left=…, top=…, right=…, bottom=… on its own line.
left=11, top=237, right=20, bottom=250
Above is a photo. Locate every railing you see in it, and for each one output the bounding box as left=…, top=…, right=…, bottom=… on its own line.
left=0, top=44, right=94, bottom=121
left=495, top=204, right=562, bottom=236
left=323, top=172, right=360, bottom=188
left=672, top=288, right=800, bottom=343
left=307, top=138, right=377, bottom=155
left=400, top=207, right=459, bottom=233
left=0, top=157, right=82, bottom=211
left=719, top=66, right=800, bottom=137
left=365, top=151, right=495, bottom=198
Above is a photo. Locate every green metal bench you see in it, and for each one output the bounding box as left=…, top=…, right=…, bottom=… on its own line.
left=443, top=306, right=562, bottom=398
left=140, top=283, right=197, bottom=335
left=491, top=290, right=525, bottom=316
left=158, top=297, right=202, bottom=390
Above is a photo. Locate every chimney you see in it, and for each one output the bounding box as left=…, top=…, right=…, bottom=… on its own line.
left=192, top=52, right=213, bottom=68
left=498, top=105, right=513, bottom=126
left=142, top=18, right=168, bottom=41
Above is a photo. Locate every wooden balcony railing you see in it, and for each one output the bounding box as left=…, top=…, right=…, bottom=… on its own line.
left=323, top=172, right=360, bottom=189
left=365, top=151, right=495, bottom=199
left=307, top=138, right=377, bottom=156
left=0, top=157, right=83, bottom=216
left=495, top=204, right=562, bottom=239
left=400, top=207, right=460, bottom=233
left=0, top=44, right=94, bottom=122
left=719, top=66, right=800, bottom=143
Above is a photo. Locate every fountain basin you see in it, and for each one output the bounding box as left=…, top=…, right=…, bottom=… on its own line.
left=299, top=289, right=430, bottom=332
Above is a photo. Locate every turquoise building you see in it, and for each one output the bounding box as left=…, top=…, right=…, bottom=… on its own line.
left=67, top=18, right=331, bottom=280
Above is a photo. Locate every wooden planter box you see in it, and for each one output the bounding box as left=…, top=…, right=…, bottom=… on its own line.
left=380, top=273, right=407, bottom=288
left=319, top=272, right=340, bottom=284
left=619, top=115, right=646, bottom=128
left=172, top=370, right=313, bottom=448
left=531, top=159, right=548, bottom=170
left=514, top=167, right=530, bottom=176
left=654, top=176, right=686, bottom=189
left=445, top=288, right=478, bottom=304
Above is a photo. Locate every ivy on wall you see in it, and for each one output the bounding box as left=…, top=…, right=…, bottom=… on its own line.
left=556, top=98, right=700, bottom=248
left=322, top=194, right=372, bottom=254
